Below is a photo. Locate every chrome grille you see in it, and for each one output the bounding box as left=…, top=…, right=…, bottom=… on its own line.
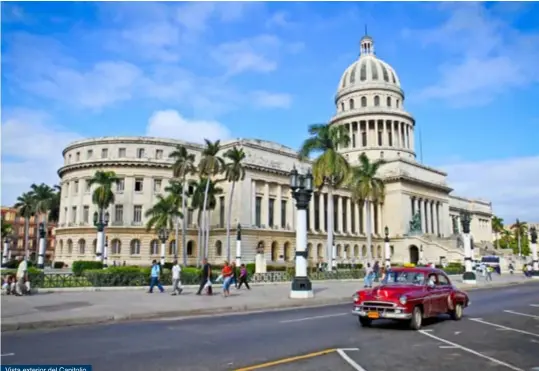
left=362, top=301, right=395, bottom=308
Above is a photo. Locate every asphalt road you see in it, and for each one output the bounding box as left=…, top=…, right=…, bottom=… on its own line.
left=2, top=282, right=539, bottom=371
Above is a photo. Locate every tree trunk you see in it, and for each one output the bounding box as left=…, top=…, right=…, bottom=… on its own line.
left=366, top=200, right=373, bottom=262
left=326, top=186, right=334, bottom=272
left=226, top=181, right=236, bottom=262
left=181, top=180, right=187, bottom=266
left=196, top=211, right=202, bottom=267
left=201, top=179, right=211, bottom=256
left=205, top=210, right=211, bottom=259
left=24, top=218, right=29, bottom=259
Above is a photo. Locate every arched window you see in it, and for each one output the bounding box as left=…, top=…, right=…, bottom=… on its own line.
left=187, top=240, right=194, bottom=256
left=169, top=240, right=176, bottom=256
left=360, top=61, right=367, bottom=81
left=396, top=99, right=400, bottom=108
left=361, top=96, right=367, bottom=107
left=78, top=239, right=86, bottom=255
left=129, top=239, right=139, bottom=255
left=59, top=240, right=64, bottom=255
left=111, top=239, right=122, bottom=255
left=215, top=240, right=222, bottom=256
left=374, top=96, right=380, bottom=106
left=370, top=60, right=378, bottom=80
left=150, top=239, right=159, bottom=255
left=341, top=102, right=344, bottom=111
left=387, top=97, right=391, bottom=107
left=361, top=245, right=367, bottom=257
left=67, top=239, right=73, bottom=254
left=349, top=99, right=355, bottom=110
left=349, top=65, right=356, bottom=83
left=381, top=64, right=389, bottom=82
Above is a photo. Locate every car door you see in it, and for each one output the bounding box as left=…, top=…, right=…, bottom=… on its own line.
left=437, top=273, right=452, bottom=313
left=425, top=273, right=440, bottom=316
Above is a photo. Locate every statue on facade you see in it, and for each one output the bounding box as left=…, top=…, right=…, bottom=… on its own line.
left=409, top=212, right=422, bottom=234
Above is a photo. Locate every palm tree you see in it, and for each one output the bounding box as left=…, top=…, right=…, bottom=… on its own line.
left=1, top=219, right=13, bottom=239
left=511, top=219, right=528, bottom=257
left=145, top=194, right=183, bottom=232
left=223, top=146, right=246, bottom=262
left=48, top=185, right=62, bottom=223
left=347, top=153, right=385, bottom=262
left=491, top=216, right=504, bottom=249
left=169, top=145, right=196, bottom=265
left=14, top=192, right=36, bottom=259
left=198, top=139, right=225, bottom=258
left=29, top=183, right=55, bottom=254
left=189, top=178, right=206, bottom=264
left=89, top=171, right=119, bottom=211
left=299, top=123, right=350, bottom=271
left=164, top=180, right=185, bottom=261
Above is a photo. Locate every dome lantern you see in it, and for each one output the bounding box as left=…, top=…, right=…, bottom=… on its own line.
left=360, top=25, right=374, bottom=56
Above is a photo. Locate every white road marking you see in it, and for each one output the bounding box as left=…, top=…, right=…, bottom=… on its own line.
left=1, top=353, right=15, bottom=357
left=469, top=318, right=539, bottom=337
left=279, top=313, right=348, bottom=323
left=454, top=331, right=461, bottom=335
left=336, top=349, right=367, bottom=371
left=504, top=310, right=539, bottom=319
left=530, top=304, right=539, bottom=308
left=439, top=345, right=458, bottom=349
left=419, top=330, right=524, bottom=371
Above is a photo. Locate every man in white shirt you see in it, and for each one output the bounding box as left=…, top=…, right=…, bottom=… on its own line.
left=16, top=256, right=29, bottom=296
left=171, top=260, right=183, bottom=295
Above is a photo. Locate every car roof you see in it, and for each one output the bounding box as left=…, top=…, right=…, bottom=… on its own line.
left=390, top=267, right=447, bottom=275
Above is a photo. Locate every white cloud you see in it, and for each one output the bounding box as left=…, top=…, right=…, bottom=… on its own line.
left=1, top=109, right=81, bottom=206
left=146, top=109, right=231, bottom=143
left=440, top=156, right=539, bottom=222
left=408, top=3, right=539, bottom=106
left=251, top=91, right=292, bottom=108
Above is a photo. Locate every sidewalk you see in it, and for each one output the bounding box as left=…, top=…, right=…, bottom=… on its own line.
left=1, top=274, right=533, bottom=332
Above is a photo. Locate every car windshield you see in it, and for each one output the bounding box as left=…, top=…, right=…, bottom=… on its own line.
left=383, top=271, right=426, bottom=286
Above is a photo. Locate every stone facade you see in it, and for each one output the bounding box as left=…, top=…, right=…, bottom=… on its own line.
left=54, top=36, right=493, bottom=266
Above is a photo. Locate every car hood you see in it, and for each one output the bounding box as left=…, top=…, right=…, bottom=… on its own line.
left=361, top=284, right=425, bottom=301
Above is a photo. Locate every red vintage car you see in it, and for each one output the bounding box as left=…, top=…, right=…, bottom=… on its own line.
left=352, top=267, right=470, bottom=330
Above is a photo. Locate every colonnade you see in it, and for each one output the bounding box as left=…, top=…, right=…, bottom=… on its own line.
left=338, top=120, right=414, bottom=151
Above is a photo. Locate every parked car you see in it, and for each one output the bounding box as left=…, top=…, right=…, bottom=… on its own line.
left=352, top=267, right=470, bottom=330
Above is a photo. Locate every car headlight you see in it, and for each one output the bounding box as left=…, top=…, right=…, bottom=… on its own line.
left=352, top=293, right=359, bottom=302
left=399, top=295, right=407, bottom=305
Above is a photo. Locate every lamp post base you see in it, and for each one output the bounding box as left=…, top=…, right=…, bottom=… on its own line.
left=290, top=276, right=314, bottom=299
left=462, top=271, right=477, bottom=284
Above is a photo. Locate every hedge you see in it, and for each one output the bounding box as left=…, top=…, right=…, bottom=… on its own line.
left=72, top=261, right=104, bottom=276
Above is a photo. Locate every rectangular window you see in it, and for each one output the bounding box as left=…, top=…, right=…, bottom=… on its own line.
left=118, top=148, right=126, bottom=157
left=134, top=178, right=143, bottom=192
left=352, top=134, right=356, bottom=148
left=333, top=196, right=338, bottom=233
left=133, top=205, right=142, bottom=223
left=378, top=131, right=383, bottom=146
left=117, top=178, right=125, bottom=192
left=219, top=196, right=225, bottom=228
left=342, top=199, right=347, bottom=232
left=136, top=148, right=145, bottom=158
left=87, top=149, right=93, bottom=159
left=314, top=193, right=320, bottom=231
left=85, top=180, right=91, bottom=193
left=68, top=154, right=72, bottom=163
left=361, top=132, right=367, bottom=146
left=281, top=200, right=287, bottom=228
left=388, top=131, right=393, bottom=146
left=153, top=179, right=162, bottom=192
left=71, top=206, right=77, bottom=223
left=255, top=196, right=262, bottom=227
left=83, top=206, right=89, bottom=223
left=268, top=198, right=275, bottom=227
left=76, top=152, right=80, bottom=161
left=101, top=148, right=108, bottom=158
left=74, top=180, right=79, bottom=194
left=324, top=194, right=328, bottom=231
left=114, top=205, right=123, bottom=223
left=351, top=202, right=356, bottom=233
left=155, top=149, right=163, bottom=159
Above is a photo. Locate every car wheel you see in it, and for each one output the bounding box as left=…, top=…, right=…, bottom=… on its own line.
left=359, top=316, right=372, bottom=327
left=409, top=307, right=422, bottom=330
left=449, top=303, right=463, bottom=321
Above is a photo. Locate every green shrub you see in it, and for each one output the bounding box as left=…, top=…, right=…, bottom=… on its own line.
left=2, top=259, right=35, bottom=269
left=53, top=261, right=65, bottom=269
left=72, top=261, right=103, bottom=276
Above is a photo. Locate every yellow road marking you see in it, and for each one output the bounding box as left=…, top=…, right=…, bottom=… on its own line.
left=234, top=348, right=338, bottom=371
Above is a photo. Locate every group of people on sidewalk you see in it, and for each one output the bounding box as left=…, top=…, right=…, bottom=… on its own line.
left=147, top=258, right=251, bottom=297
left=2, top=256, right=31, bottom=296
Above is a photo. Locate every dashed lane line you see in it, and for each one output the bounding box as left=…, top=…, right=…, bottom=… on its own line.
left=279, top=313, right=348, bottom=323
left=503, top=310, right=539, bottom=319
left=233, top=348, right=338, bottom=371
left=336, top=349, right=367, bottom=371
left=469, top=318, right=539, bottom=337
left=418, top=330, right=524, bottom=371
left=1, top=353, right=15, bottom=357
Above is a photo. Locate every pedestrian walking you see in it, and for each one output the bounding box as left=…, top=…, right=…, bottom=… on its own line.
left=171, top=260, right=183, bottom=295
left=196, top=258, right=213, bottom=295
left=364, top=263, right=373, bottom=288
left=373, top=261, right=380, bottom=282
left=486, top=265, right=493, bottom=281
left=237, top=264, right=251, bottom=290
left=221, top=261, right=234, bottom=297
left=148, top=260, right=164, bottom=293
left=15, top=256, right=29, bottom=296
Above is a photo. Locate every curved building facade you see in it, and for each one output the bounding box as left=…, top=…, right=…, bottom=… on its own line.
left=54, top=36, right=494, bottom=267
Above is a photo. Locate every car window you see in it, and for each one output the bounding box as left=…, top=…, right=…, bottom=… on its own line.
left=438, top=274, right=450, bottom=286
left=427, top=273, right=438, bottom=285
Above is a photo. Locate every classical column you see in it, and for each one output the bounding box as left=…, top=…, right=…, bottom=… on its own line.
left=276, top=184, right=282, bottom=228
left=419, top=199, right=425, bottom=233
left=337, top=196, right=343, bottom=233
left=309, top=193, right=316, bottom=232
left=423, top=200, right=429, bottom=233
left=251, top=180, right=256, bottom=226
left=346, top=197, right=352, bottom=234
left=434, top=202, right=440, bottom=237
left=354, top=202, right=360, bottom=235
left=318, top=192, right=325, bottom=232
left=262, top=182, right=270, bottom=227
left=348, top=123, right=353, bottom=148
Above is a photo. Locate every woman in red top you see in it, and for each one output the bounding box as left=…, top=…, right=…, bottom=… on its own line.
left=221, top=261, right=233, bottom=297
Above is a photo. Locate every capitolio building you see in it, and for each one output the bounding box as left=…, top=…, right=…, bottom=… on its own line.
left=54, top=35, right=494, bottom=266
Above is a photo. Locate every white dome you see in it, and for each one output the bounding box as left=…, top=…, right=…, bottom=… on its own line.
left=337, top=36, right=401, bottom=94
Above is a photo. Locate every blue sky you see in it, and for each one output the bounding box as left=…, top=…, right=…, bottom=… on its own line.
left=1, top=1, right=538, bottom=222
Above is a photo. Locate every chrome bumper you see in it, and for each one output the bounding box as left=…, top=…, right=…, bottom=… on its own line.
left=352, top=306, right=412, bottom=320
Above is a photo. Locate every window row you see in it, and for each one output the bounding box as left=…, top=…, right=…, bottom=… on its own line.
left=60, top=238, right=198, bottom=256
left=339, top=95, right=400, bottom=112
left=66, top=146, right=170, bottom=164
left=62, top=177, right=163, bottom=197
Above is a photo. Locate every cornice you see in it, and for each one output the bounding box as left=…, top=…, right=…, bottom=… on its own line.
left=385, top=174, right=453, bottom=193
left=449, top=194, right=492, bottom=207
left=330, top=108, right=415, bottom=125
left=58, top=160, right=173, bottom=177
left=335, top=83, right=404, bottom=102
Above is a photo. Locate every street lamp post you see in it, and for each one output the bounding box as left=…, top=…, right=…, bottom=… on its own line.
left=289, top=166, right=314, bottom=299
left=2, top=236, right=11, bottom=266
left=37, top=223, right=47, bottom=269
left=236, top=223, right=242, bottom=267
left=384, top=226, right=391, bottom=269
left=103, top=237, right=109, bottom=268
left=530, top=226, right=538, bottom=278
left=158, top=228, right=170, bottom=266
left=93, top=210, right=110, bottom=263
left=461, top=212, right=476, bottom=284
